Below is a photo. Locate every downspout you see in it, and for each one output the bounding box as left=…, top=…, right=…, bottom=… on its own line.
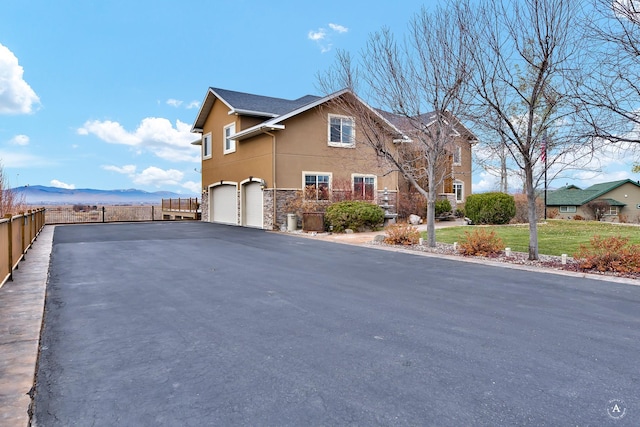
left=265, top=131, right=277, bottom=229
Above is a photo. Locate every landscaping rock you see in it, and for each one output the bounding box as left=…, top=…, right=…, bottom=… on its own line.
left=409, top=214, right=422, bottom=225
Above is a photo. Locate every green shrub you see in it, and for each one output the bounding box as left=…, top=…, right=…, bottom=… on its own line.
left=325, top=201, right=385, bottom=232
left=464, top=192, right=515, bottom=225
left=384, top=223, right=420, bottom=245
left=434, top=199, right=452, bottom=217
left=573, top=235, right=640, bottom=273
left=458, top=228, right=505, bottom=257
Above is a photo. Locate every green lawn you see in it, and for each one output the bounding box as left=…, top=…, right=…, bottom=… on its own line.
left=433, top=220, right=640, bottom=256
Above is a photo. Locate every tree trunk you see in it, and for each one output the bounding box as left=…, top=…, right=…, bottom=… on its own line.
left=426, top=170, right=437, bottom=247
left=524, top=165, right=539, bottom=260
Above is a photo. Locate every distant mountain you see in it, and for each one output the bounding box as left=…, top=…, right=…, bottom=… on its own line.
left=12, top=185, right=197, bottom=205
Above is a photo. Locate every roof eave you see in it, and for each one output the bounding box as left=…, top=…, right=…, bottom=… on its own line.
left=232, top=124, right=286, bottom=141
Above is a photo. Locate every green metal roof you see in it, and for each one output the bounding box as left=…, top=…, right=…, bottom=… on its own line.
left=546, top=179, right=640, bottom=206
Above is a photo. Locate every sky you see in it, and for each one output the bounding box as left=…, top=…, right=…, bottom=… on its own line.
left=0, top=0, right=637, bottom=195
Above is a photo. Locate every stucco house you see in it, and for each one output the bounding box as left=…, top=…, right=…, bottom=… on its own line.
left=190, top=87, right=474, bottom=229
left=546, top=179, right=640, bottom=221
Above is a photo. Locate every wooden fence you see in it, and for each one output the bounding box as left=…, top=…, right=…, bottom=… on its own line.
left=161, top=198, right=200, bottom=220
left=0, top=209, right=46, bottom=288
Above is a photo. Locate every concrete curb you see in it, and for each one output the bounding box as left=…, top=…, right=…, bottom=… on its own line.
left=284, top=230, right=640, bottom=287
left=0, top=226, right=54, bottom=427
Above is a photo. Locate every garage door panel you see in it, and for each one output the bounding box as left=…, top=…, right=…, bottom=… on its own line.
left=211, top=185, right=237, bottom=224
left=243, top=182, right=263, bottom=228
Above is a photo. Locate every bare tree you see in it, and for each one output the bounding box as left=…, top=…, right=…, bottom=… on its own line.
left=318, top=3, right=474, bottom=247
left=0, top=163, right=26, bottom=216
left=463, top=0, right=591, bottom=260
left=577, top=0, right=640, bottom=147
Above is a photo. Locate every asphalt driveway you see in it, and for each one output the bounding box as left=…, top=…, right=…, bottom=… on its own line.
left=34, top=222, right=639, bottom=426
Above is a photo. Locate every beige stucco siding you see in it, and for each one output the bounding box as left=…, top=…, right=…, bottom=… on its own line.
left=274, top=107, right=398, bottom=191
left=201, top=101, right=273, bottom=188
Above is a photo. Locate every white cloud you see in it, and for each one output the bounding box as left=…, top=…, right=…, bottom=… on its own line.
left=77, top=117, right=200, bottom=162
left=0, top=150, right=51, bottom=168
left=102, top=164, right=137, bottom=175
left=186, top=101, right=200, bottom=109
left=133, top=166, right=184, bottom=187
left=308, top=29, right=327, bottom=41
left=166, top=99, right=183, bottom=108
left=329, top=23, right=348, bottom=33
left=309, top=23, right=348, bottom=53
left=50, top=179, right=75, bottom=189
left=9, top=134, right=29, bottom=146
left=103, top=164, right=186, bottom=188
left=0, top=43, right=40, bottom=114
left=181, top=180, right=201, bottom=194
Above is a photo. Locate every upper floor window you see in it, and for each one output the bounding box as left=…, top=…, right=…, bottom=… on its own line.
left=304, top=173, right=330, bottom=200
left=353, top=175, right=375, bottom=200
left=453, top=146, right=462, bottom=166
left=328, top=114, right=355, bottom=147
left=453, top=181, right=463, bottom=202
left=224, top=123, right=236, bottom=154
left=203, top=132, right=212, bottom=159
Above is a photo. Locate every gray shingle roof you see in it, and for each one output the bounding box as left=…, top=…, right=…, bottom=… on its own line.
left=211, top=87, right=321, bottom=117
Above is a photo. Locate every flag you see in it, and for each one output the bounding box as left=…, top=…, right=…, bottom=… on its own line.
left=540, top=137, right=546, bottom=163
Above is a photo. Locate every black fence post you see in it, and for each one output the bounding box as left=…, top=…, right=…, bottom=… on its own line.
left=102, top=206, right=106, bottom=223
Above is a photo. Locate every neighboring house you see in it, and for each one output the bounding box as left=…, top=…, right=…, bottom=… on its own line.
left=546, top=179, right=640, bottom=221
left=190, top=87, right=474, bottom=229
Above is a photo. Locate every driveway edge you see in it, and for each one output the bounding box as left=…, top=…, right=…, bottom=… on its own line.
left=0, top=225, right=54, bottom=427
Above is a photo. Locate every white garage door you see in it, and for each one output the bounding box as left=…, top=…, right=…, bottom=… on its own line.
left=210, top=185, right=237, bottom=225
left=243, top=182, right=263, bottom=228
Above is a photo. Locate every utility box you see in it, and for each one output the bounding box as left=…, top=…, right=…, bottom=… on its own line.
left=302, top=212, right=325, bottom=232
left=287, top=213, right=297, bottom=232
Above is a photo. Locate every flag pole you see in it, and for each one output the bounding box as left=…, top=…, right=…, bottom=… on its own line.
left=543, top=131, right=548, bottom=220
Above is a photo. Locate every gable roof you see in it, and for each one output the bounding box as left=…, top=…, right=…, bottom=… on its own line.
left=377, top=110, right=478, bottom=142
left=191, top=87, right=321, bottom=132
left=547, top=179, right=640, bottom=206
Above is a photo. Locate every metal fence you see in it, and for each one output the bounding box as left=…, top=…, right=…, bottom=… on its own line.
left=44, top=205, right=163, bottom=225
left=0, top=209, right=46, bottom=287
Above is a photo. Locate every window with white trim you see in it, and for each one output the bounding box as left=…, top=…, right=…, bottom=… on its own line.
left=353, top=175, right=375, bottom=200
left=605, top=206, right=619, bottom=215
left=203, top=132, right=212, bottom=159
left=328, top=114, right=355, bottom=147
left=453, top=146, right=462, bottom=166
left=559, top=206, right=577, bottom=213
left=224, top=123, right=236, bottom=154
left=304, top=173, right=330, bottom=200
left=453, top=181, right=464, bottom=202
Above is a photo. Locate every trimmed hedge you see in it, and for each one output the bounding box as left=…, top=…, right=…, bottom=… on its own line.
left=464, top=192, right=515, bottom=225
left=325, top=201, right=385, bottom=232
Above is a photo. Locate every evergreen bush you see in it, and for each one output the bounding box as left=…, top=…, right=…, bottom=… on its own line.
left=464, top=192, right=515, bottom=225
left=325, top=201, right=385, bottom=232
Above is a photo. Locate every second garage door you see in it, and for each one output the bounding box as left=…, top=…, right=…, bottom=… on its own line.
left=242, top=182, right=263, bottom=228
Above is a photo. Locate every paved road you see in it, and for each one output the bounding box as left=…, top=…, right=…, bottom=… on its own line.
left=34, top=222, right=639, bottom=426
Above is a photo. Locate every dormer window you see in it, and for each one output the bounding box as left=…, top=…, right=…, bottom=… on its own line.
left=328, top=114, right=355, bottom=147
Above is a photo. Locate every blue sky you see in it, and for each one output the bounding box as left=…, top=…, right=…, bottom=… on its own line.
left=0, top=0, right=636, bottom=195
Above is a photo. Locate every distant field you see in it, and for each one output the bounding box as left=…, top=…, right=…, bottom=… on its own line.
left=434, top=220, right=640, bottom=256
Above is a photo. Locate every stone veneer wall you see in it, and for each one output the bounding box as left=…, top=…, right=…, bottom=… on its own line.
left=262, top=189, right=275, bottom=230
left=201, top=189, right=209, bottom=222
